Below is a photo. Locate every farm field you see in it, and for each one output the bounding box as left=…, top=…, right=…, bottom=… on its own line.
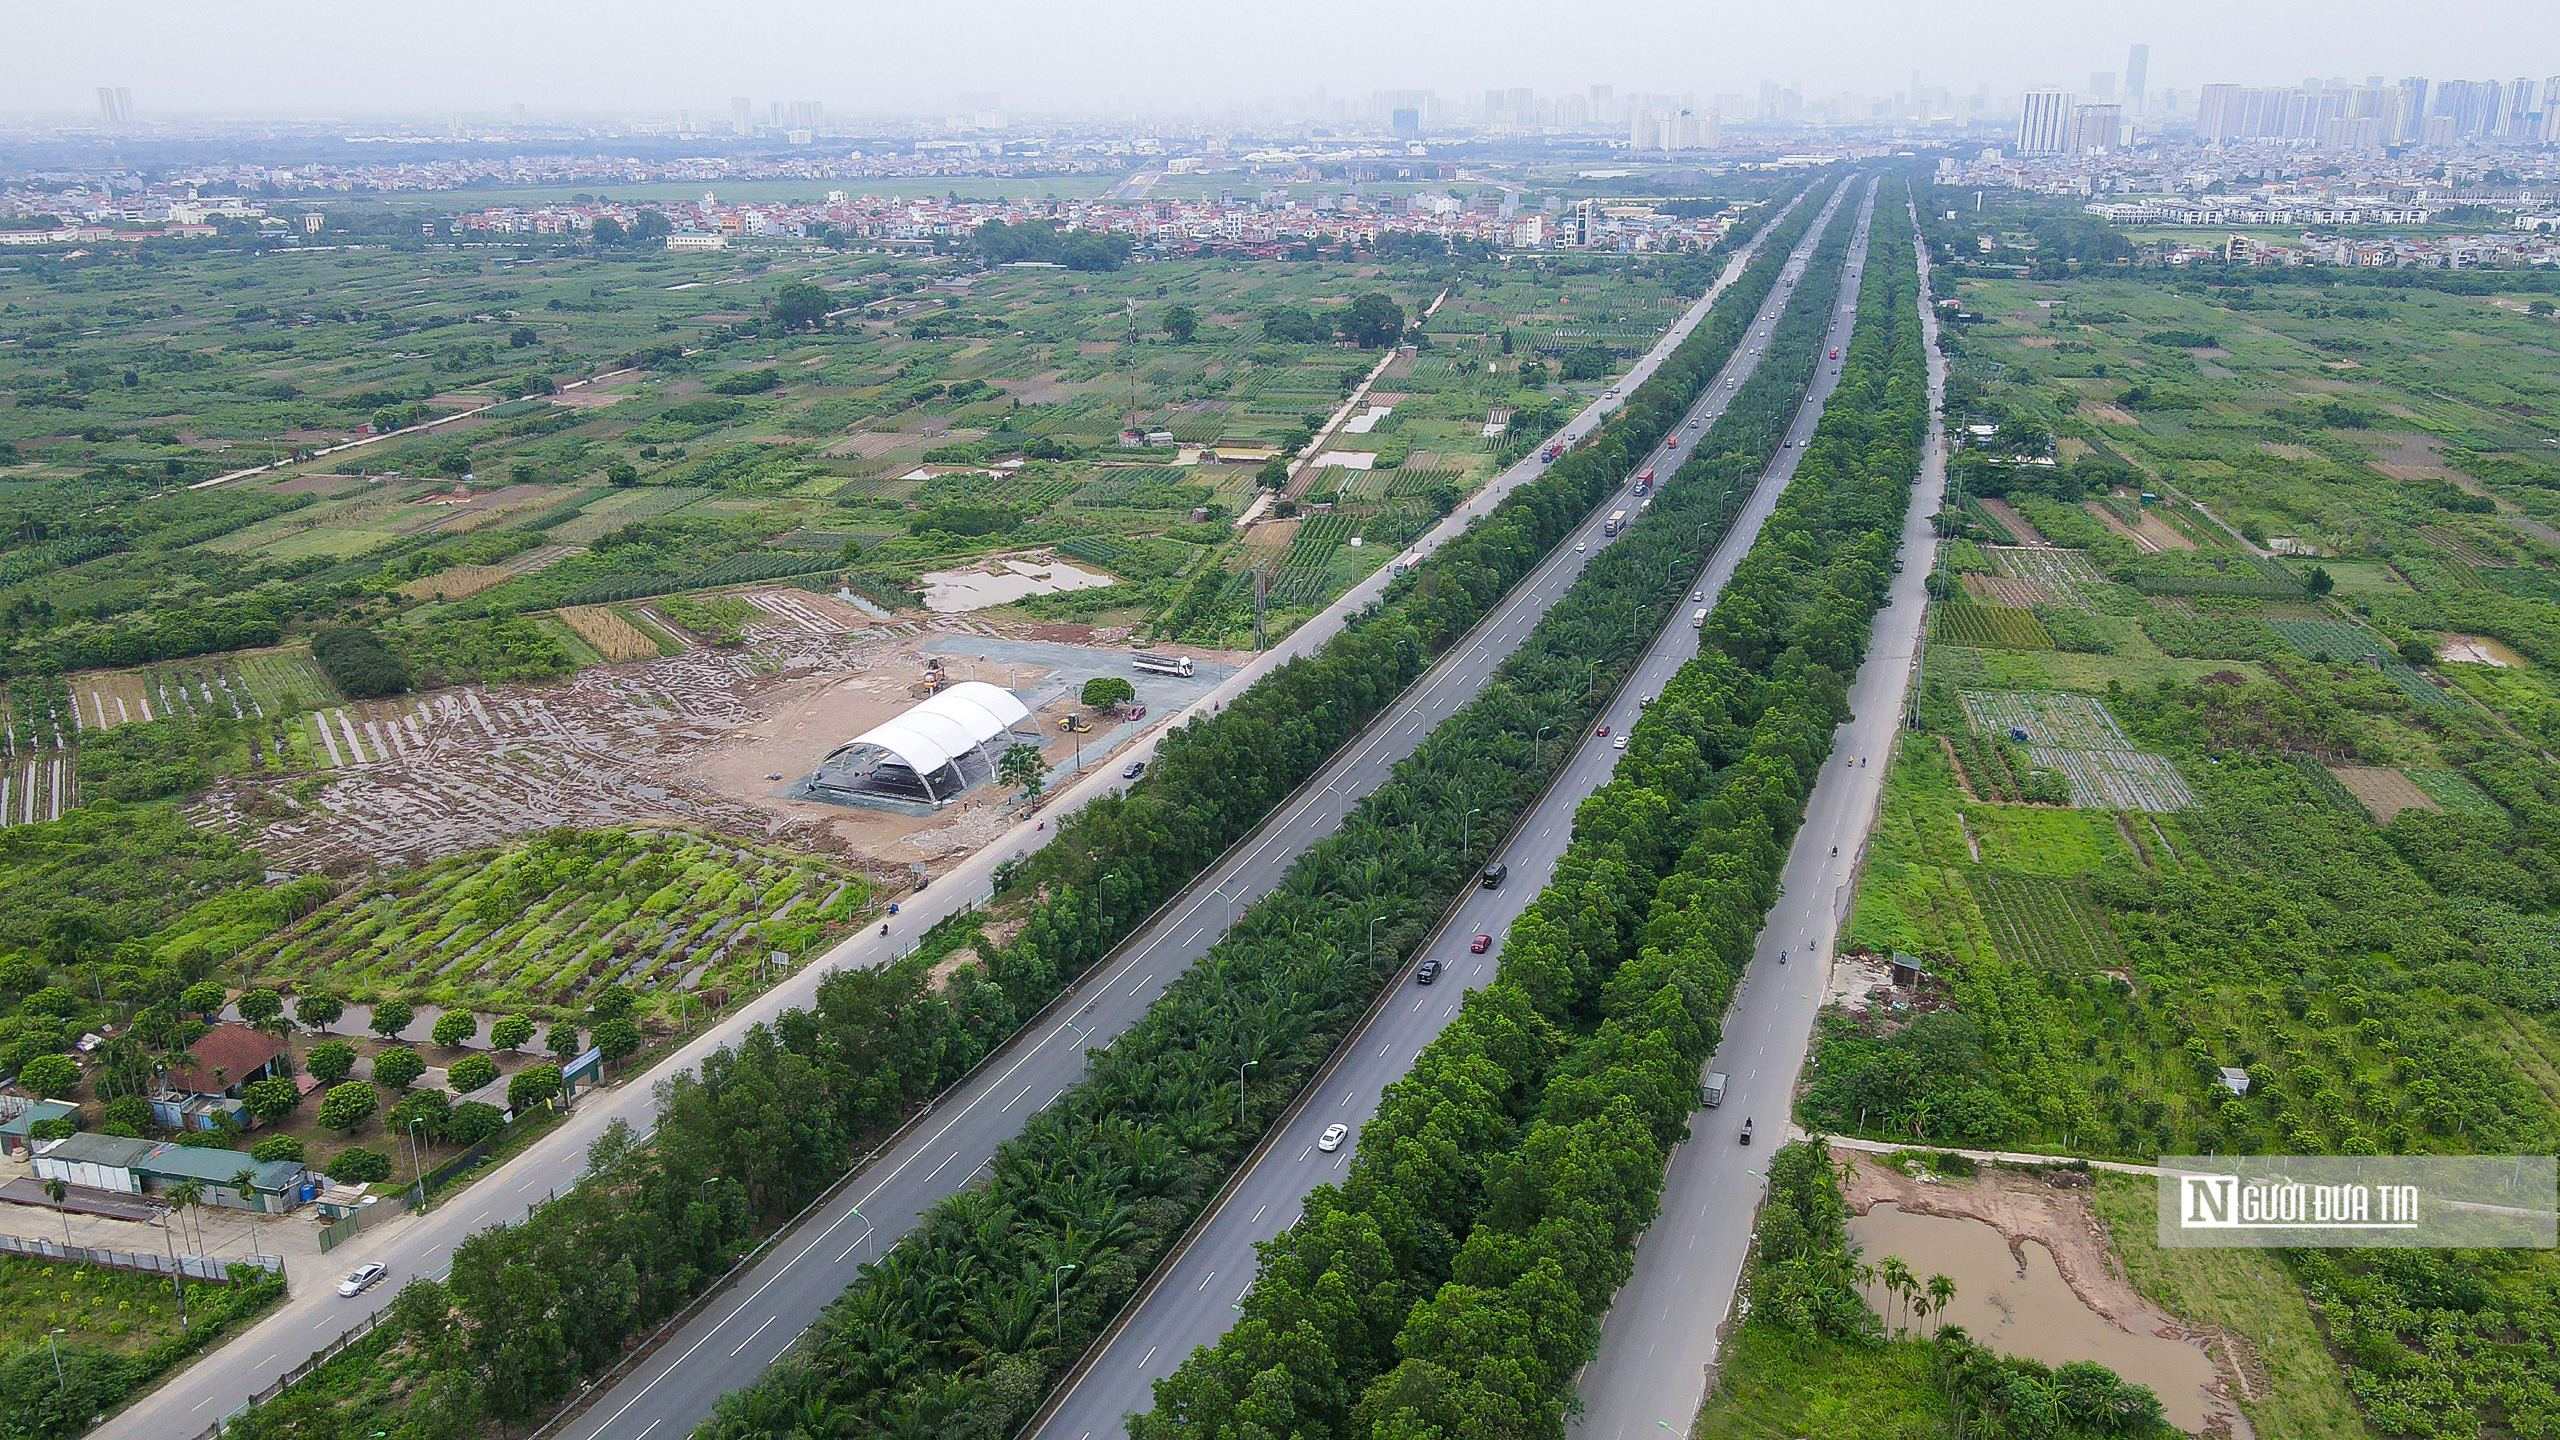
left=1818, top=212, right=2560, bottom=1440
left=232, top=826, right=872, bottom=1022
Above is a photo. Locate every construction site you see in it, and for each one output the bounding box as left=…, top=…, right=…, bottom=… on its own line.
left=182, top=587, right=1238, bottom=878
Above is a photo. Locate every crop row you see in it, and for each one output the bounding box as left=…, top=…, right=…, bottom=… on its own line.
left=219, top=176, right=1846, bottom=1440
left=1143, top=175, right=1921, bottom=1440
left=1931, top=597, right=2054, bottom=649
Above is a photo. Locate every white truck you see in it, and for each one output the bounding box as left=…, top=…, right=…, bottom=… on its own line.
left=1703, top=1070, right=1728, bottom=1107
left=1132, top=653, right=1194, bottom=678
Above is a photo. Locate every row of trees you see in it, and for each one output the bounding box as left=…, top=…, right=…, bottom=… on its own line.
left=1131, top=175, right=1911, bottom=1440
left=686, top=176, right=1849, bottom=1440
left=214, top=181, right=1826, bottom=1440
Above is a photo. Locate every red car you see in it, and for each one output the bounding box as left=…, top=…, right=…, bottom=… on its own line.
left=1829, top=348, right=1841, bottom=359
left=1665, top=436, right=1679, bottom=449
left=1469, top=934, right=1492, bottom=954
left=1596, top=724, right=1610, bottom=737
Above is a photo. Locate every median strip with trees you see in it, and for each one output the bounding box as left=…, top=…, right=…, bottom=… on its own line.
left=210, top=185, right=1830, bottom=1440
left=1133, top=177, right=1925, bottom=1440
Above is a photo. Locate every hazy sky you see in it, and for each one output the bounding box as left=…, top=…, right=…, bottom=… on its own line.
left=9, top=0, right=2559, bottom=118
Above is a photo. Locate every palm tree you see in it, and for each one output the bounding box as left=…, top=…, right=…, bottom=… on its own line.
left=1879, top=1255, right=1915, bottom=1336
left=164, top=1179, right=206, bottom=1254
left=41, top=1177, right=73, bottom=1251
left=1925, top=1273, right=1956, bottom=1336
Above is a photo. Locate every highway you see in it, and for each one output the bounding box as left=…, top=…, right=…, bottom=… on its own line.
left=1022, top=177, right=1881, bottom=1440
left=125, top=193, right=1814, bottom=1440
left=1567, top=197, right=1949, bottom=1440
left=517, top=187, right=1851, bottom=1440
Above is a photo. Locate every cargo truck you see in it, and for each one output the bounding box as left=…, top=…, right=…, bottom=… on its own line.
left=1604, top=509, right=1629, bottom=537
left=1132, top=653, right=1194, bottom=678
left=1703, top=1070, right=1728, bottom=1106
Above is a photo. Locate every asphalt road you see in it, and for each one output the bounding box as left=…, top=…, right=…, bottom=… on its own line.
left=1566, top=197, right=1950, bottom=1440
left=521, top=192, right=1848, bottom=1440
left=121, top=191, right=1821, bottom=1440
left=1023, top=178, right=1881, bottom=1440
left=119, top=191, right=1817, bottom=1440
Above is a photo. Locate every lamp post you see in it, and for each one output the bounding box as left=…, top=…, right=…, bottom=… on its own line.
left=1096, top=871, right=1119, bottom=933
left=1462, top=806, right=1482, bottom=857
left=1054, top=1262, right=1078, bottom=1336
left=47, top=1328, right=65, bottom=1391
left=406, top=1118, right=429, bottom=1214
left=1237, top=1059, right=1258, bottom=1134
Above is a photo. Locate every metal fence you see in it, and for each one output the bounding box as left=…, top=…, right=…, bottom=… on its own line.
left=314, top=1190, right=412, bottom=1253
left=0, top=1230, right=283, bottom=1281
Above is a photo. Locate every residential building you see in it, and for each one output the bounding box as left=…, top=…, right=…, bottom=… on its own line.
left=2018, top=89, right=2074, bottom=155
left=152, top=1022, right=289, bottom=1132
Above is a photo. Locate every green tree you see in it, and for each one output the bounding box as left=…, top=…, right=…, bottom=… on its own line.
left=588, top=985, right=635, bottom=1024
left=329, top=1146, right=392, bottom=1183
left=369, top=999, right=414, bottom=1040
left=306, top=1040, right=358, bottom=1085
left=490, top=1014, right=535, bottom=1052
left=1341, top=292, right=1406, bottom=349
left=372, top=1046, right=426, bottom=1090
left=430, top=1010, right=478, bottom=1049
left=179, top=980, right=227, bottom=1016
left=2530, top=298, right=2555, bottom=318
left=16, top=1053, right=78, bottom=1098
left=628, top=210, right=673, bottom=245
left=1163, top=303, right=1201, bottom=344
left=296, top=991, right=344, bottom=1033
left=235, top=988, right=285, bottom=1028
left=1080, top=676, right=1136, bottom=711
left=1257, top=457, right=1292, bottom=489
left=593, top=1017, right=643, bottom=1066
left=768, top=280, right=833, bottom=335
left=590, top=216, right=627, bottom=246
left=545, top=1023, right=583, bottom=1060
left=509, top=1063, right=564, bottom=1113
left=447, top=1053, right=499, bottom=1094
left=2306, top=564, right=2335, bottom=596
left=390, top=1087, right=452, bottom=1139
left=317, top=1080, right=379, bottom=1133
left=2396, top=636, right=2434, bottom=669
left=250, top=1134, right=305, bottom=1163
left=604, top=459, right=640, bottom=487
left=999, top=742, right=1047, bottom=800
left=242, top=1076, right=302, bottom=1123
left=446, top=1100, right=506, bottom=1146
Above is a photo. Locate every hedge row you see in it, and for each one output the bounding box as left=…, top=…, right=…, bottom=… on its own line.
left=1136, top=177, right=1927, bottom=1440
left=217, top=182, right=1832, bottom=1440
left=684, top=183, right=1857, bottom=1440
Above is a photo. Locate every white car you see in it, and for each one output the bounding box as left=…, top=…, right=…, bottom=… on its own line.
left=1574, top=541, right=1587, bottom=553
left=338, top=1263, right=387, bottom=1298
left=1613, top=736, right=1628, bottom=750
left=1318, top=1123, right=1349, bottom=1153
left=1691, top=589, right=1704, bottom=602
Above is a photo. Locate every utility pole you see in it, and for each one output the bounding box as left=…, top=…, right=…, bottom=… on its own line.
left=1252, top=565, right=1269, bottom=650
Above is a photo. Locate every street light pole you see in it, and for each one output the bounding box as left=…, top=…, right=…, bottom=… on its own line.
left=406, top=1118, right=429, bottom=1214
left=1054, top=1262, right=1078, bottom=1336
left=1237, top=1058, right=1259, bottom=1134
left=47, top=1328, right=65, bottom=1390
left=1462, top=806, right=1481, bottom=857
left=155, top=1209, right=187, bottom=1333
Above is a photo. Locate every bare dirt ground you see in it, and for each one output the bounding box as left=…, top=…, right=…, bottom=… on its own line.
left=2087, top=500, right=2197, bottom=553
left=2438, top=633, right=2525, bottom=667
left=1964, top=573, right=2051, bottom=607
left=1835, top=1151, right=2258, bottom=1439
left=186, top=593, right=1168, bottom=878
left=1976, top=497, right=2047, bottom=546
left=2078, top=400, right=2140, bottom=427
left=2330, top=765, right=2437, bottom=823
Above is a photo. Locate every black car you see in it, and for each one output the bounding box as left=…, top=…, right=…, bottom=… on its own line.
left=1415, top=959, right=1443, bottom=985
left=1121, top=760, right=1146, bottom=779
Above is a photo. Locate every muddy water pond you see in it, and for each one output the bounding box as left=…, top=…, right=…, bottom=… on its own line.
left=1851, top=1202, right=2234, bottom=1435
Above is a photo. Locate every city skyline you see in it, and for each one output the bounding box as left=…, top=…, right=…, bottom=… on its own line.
left=8, top=0, right=2560, bottom=121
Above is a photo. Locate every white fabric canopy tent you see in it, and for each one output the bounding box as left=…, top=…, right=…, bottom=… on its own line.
left=819, top=681, right=1033, bottom=804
